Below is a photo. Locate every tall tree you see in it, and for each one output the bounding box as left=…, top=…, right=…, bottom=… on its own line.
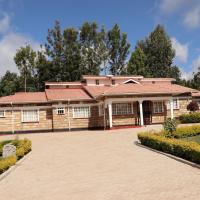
left=137, top=24, right=179, bottom=78
left=107, top=24, right=130, bottom=75
left=45, top=20, right=64, bottom=81
left=126, top=46, right=147, bottom=76
left=0, top=71, right=20, bottom=96
left=79, top=22, right=104, bottom=75
left=14, top=45, right=37, bottom=92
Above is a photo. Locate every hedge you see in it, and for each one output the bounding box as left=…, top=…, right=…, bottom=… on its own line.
left=138, top=132, right=200, bottom=164
left=179, top=112, right=200, bottom=123
left=166, top=125, right=200, bottom=138
left=0, top=139, right=32, bottom=174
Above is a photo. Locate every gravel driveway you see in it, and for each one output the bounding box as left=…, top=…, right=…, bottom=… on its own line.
left=0, top=125, right=200, bottom=200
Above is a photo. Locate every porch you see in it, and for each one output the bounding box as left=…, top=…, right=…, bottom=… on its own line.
left=105, top=97, right=175, bottom=128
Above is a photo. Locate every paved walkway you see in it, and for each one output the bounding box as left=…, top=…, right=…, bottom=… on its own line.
left=0, top=125, right=200, bottom=200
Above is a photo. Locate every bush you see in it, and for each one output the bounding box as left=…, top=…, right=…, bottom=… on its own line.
left=168, top=125, right=200, bottom=138
left=187, top=101, right=199, bottom=112
left=179, top=112, right=200, bottom=123
left=138, top=132, right=200, bottom=164
left=0, top=156, right=17, bottom=174
left=163, top=118, right=178, bottom=134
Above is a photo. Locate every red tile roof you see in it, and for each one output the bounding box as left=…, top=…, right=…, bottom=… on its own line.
left=101, top=83, right=197, bottom=96
left=45, top=88, right=92, bottom=101
left=192, top=92, right=200, bottom=97
left=0, top=92, right=47, bottom=104
left=83, top=86, right=111, bottom=98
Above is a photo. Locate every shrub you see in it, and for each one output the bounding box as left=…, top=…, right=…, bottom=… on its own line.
left=0, top=156, right=17, bottom=174
left=163, top=118, right=178, bottom=134
left=179, top=112, right=200, bottom=123
left=138, top=132, right=200, bottom=164
left=187, top=101, right=199, bottom=112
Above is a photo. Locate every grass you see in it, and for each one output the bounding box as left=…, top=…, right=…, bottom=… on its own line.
left=182, top=135, right=200, bottom=144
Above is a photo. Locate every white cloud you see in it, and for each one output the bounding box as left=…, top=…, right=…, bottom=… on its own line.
left=171, top=37, right=188, bottom=63
left=159, top=0, right=187, bottom=14
left=183, top=6, right=200, bottom=28
left=0, top=14, right=40, bottom=76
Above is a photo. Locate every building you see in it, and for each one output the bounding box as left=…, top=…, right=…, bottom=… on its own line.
left=0, top=75, right=198, bottom=133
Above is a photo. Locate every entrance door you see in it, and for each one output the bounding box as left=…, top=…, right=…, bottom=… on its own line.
left=143, top=101, right=152, bottom=125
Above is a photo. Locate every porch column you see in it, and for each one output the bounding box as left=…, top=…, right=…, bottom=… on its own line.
left=139, top=100, right=144, bottom=126
left=170, top=99, right=174, bottom=119
left=108, top=101, right=113, bottom=128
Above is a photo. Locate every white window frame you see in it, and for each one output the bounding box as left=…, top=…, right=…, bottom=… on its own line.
left=21, top=109, right=39, bottom=123
left=0, top=110, right=5, bottom=118
left=112, top=102, right=133, bottom=115
left=57, top=107, right=65, bottom=115
left=153, top=101, right=164, bottom=114
left=167, top=98, right=180, bottom=110
left=73, top=106, right=90, bottom=118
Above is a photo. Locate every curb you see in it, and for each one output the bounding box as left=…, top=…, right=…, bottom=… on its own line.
left=136, top=141, right=200, bottom=169
left=0, top=151, right=32, bottom=182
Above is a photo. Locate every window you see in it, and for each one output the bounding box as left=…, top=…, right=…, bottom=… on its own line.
left=0, top=110, right=5, bottom=118
left=111, top=80, right=115, bottom=85
left=153, top=101, right=164, bottom=113
left=99, top=104, right=104, bottom=116
left=112, top=103, right=133, bottom=115
left=95, top=79, right=100, bottom=85
left=167, top=99, right=179, bottom=110
left=22, top=110, right=39, bottom=122
left=73, top=106, right=90, bottom=118
left=57, top=107, right=65, bottom=115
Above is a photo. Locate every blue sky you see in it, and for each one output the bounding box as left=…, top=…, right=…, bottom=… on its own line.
left=0, top=0, right=200, bottom=79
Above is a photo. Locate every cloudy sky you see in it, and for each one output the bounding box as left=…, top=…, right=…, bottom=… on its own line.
left=0, top=0, right=200, bottom=79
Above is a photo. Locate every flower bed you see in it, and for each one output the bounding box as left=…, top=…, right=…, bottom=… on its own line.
left=0, top=139, right=32, bottom=174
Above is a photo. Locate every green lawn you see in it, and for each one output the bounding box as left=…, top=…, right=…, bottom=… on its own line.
left=182, top=135, right=200, bottom=144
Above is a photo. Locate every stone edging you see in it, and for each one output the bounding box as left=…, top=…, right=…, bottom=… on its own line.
left=136, top=141, right=200, bottom=169
left=0, top=151, right=32, bottom=182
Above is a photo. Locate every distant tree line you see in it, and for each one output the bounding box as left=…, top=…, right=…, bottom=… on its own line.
left=0, top=21, right=198, bottom=96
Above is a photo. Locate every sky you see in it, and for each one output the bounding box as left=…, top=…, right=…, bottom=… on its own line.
left=0, top=0, right=200, bottom=79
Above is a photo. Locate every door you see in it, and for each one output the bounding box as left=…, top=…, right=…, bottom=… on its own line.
left=143, top=101, right=152, bottom=125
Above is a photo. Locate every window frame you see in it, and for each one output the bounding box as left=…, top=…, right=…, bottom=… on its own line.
left=153, top=101, right=164, bottom=114
left=0, top=110, right=5, bottom=118
left=112, top=102, right=133, bottom=115
left=57, top=107, right=65, bottom=115
left=21, top=109, right=39, bottom=123
left=166, top=98, right=180, bottom=110
left=95, top=79, right=100, bottom=85
left=99, top=104, right=104, bottom=116
left=73, top=106, right=90, bottom=118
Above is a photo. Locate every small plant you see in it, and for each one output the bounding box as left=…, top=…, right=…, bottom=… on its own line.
left=163, top=118, right=178, bottom=135
left=187, top=101, right=199, bottom=112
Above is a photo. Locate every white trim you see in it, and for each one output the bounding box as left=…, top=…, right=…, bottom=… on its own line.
left=21, top=109, right=39, bottom=123
left=98, top=103, right=104, bottom=116
left=123, top=79, right=140, bottom=84
left=139, top=100, right=144, bottom=126
left=153, top=101, right=164, bottom=114
left=0, top=110, right=5, bottom=117
left=112, top=102, right=133, bottom=115
left=56, top=107, right=65, bottom=115
left=72, top=106, right=91, bottom=118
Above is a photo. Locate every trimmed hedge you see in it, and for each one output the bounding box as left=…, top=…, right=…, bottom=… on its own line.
left=0, top=138, right=32, bottom=174
left=179, top=112, right=200, bottom=123
left=167, top=125, right=200, bottom=138
left=138, top=132, right=200, bottom=164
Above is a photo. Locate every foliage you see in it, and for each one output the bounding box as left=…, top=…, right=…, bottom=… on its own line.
left=0, top=156, right=17, bottom=174
left=163, top=118, right=178, bottom=134
left=166, top=125, right=200, bottom=139
left=107, top=24, right=130, bottom=75
left=138, top=132, right=200, bottom=164
left=179, top=112, right=200, bottom=123
left=187, top=101, right=199, bottom=112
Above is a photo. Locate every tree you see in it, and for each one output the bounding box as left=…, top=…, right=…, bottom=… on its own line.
left=0, top=71, right=20, bottom=96
left=79, top=22, right=104, bottom=75
left=107, top=24, right=130, bottom=75
left=45, top=20, right=64, bottom=81
left=137, top=24, right=179, bottom=78
left=126, top=46, right=147, bottom=76
left=14, top=45, right=37, bottom=92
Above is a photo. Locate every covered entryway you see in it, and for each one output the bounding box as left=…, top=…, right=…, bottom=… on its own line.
left=142, top=101, right=152, bottom=125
